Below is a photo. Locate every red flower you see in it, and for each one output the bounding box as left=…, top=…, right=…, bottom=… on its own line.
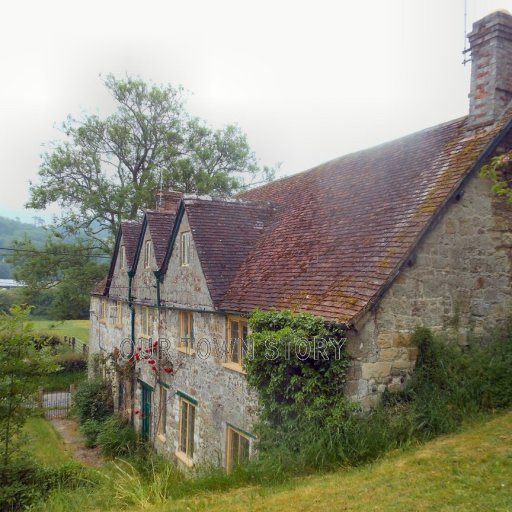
left=140, top=413, right=145, bottom=418
left=145, top=348, right=151, bottom=353
left=151, top=366, right=157, bottom=372
left=164, top=367, right=173, bottom=374
left=137, top=347, right=142, bottom=351
left=153, top=341, right=158, bottom=347
left=135, top=353, right=141, bottom=361
left=134, top=410, right=140, bottom=415
left=148, top=359, right=156, bottom=365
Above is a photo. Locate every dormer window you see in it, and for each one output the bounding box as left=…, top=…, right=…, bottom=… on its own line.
left=144, top=240, right=152, bottom=269
left=180, top=232, right=191, bottom=267
left=120, top=245, right=126, bottom=270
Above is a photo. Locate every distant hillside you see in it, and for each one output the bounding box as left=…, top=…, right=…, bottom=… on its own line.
left=0, top=216, right=49, bottom=278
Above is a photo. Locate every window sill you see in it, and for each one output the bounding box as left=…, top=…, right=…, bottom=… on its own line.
left=175, top=450, right=194, bottom=467
left=222, top=362, right=246, bottom=375
left=177, top=346, right=195, bottom=356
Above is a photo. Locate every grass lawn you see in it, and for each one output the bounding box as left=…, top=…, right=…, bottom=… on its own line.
left=23, top=417, right=74, bottom=466
left=148, top=411, right=512, bottom=512
left=30, top=319, right=90, bottom=344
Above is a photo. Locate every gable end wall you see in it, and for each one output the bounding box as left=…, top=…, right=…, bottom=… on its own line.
left=346, top=172, right=512, bottom=407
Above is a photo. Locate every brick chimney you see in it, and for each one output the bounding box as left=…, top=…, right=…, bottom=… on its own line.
left=155, top=190, right=183, bottom=213
left=468, top=10, right=512, bottom=130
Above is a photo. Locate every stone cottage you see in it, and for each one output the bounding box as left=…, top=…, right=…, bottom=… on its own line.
left=90, top=10, right=512, bottom=468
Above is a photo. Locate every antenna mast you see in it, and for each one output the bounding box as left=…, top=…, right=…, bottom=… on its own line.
left=462, top=0, right=471, bottom=65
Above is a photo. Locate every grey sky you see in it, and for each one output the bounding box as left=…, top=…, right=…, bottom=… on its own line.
left=0, top=0, right=508, bottom=222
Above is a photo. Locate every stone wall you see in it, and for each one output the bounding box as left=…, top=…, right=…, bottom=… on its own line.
left=345, top=172, right=512, bottom=407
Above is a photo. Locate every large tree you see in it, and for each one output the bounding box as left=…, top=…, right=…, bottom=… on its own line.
left=28, top=75, right=275, bottom=250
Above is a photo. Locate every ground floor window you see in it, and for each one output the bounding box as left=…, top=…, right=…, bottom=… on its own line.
left=178, top=397, right=195, bottom=458
left=226, top=425, right=251, bottom=472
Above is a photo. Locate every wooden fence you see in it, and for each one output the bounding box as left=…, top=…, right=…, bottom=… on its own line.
left=63, top=335, right=88, bottom=355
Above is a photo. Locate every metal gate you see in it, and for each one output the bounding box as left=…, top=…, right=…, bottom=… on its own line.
left=41, top=389, right=71, bottom=419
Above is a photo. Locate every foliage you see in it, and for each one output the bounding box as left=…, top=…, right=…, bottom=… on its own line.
left=7, top=237, right=107, bottom=320
left=0, top=457, right=89, bottom=511
left=0, top=305, right=58, bottom=465
left=480, top=151, right=512, bottom=202
left=27, top=75, right=276, bottom=249
left=72, top=380, right=114, bottom=425
left=247, top=313, right=512, bottom=471
left=53, top=352, right=88, bottom=372
left=80, top=419, right=103, bottom=449
left=96, top=416, right=138, bottom=458
left=245, top=310, right=350, bottom=457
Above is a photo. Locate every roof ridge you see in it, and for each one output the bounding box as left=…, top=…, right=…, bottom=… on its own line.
left=240, top=115, right=469, bottom=197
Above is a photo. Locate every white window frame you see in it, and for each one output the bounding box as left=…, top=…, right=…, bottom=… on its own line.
left=180, top=232, right=191, bottom=267
left=144, top=240, right=152, bottom=269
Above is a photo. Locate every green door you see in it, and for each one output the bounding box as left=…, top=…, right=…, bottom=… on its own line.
left=141, top=383, right=152, bottom=441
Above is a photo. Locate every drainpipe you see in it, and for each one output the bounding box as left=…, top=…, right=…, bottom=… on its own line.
left=128, top=271, right=135, bottom=426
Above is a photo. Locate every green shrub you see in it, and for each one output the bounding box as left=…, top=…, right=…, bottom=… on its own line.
left=80, top=419, right=103, bottom=448
left=247, top=313, right=512, bottom=472
left=54, top=352, right=87, bottom=372
left=97, top=416, right=138, bottom=457
left=0, top=458, right=88, bottom=511
left=72, top=380, right=113, bottom=425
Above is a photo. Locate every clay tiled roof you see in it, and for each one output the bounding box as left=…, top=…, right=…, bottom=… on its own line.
left=220, top=116, right=506, bottom=323
left=184, top=197, right=277, bottom=306
left=91, top=277, right=108, bottom=297
left=146, top=211, right=175, bottom=269
left=120, top=221, right=143, bottom=270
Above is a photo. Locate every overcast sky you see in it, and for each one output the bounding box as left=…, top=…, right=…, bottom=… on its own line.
left=0, top=0, right=509, bottom=222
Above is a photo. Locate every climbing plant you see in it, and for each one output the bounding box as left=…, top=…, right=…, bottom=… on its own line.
left=245, top=310, right=351, bottom=457
left=480, top=152, right=512, bottom=202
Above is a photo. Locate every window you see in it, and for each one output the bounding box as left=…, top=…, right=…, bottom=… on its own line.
left=158, top=386, right=167, bottom=436
left=227, top=317, right=248, bottom=365
left=178, top=397, right=195, bottom=459
left=141, top=306, right=153, bottom=337
left=120, top=245, right=126, bottom=270
left=100, top=300, right=108, bottom=323
left=179, top=311, right=194, bottom=352
left=115, top=300, right=123, bottom=328
left=226, top=426, right=250, bottom=472
left=144, top=240, right=152, bottom=269
left=180, top=232, right=191, bottom=266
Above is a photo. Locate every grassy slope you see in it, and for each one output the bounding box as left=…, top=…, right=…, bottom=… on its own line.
left=31, top=319, right=90, bottom=343
left=24, top=417, right=74, bottom=466
left=154, top=412, right=512, bottom=512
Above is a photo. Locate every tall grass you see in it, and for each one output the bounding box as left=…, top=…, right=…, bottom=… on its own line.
left=38, top=322, right=512, bottom=511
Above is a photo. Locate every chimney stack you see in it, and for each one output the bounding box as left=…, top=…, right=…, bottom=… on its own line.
left=468, top=10, right=512, bottom=130
left=155, top=190, right=183, bottom=213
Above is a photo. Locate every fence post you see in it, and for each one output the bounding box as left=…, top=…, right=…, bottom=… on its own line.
left=70, top=384, right=76, bottom=398
left=38, top=387, right=44, bottom=408
left=71, top=337, right=76, bottom=352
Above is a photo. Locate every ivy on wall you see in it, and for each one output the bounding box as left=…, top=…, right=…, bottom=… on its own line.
left=245, top=310, right=351, bottom=455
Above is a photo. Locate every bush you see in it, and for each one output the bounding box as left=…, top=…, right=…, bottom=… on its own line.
left=80, top=419, right=103, bottom=448
left=72, top=380, right=113, bottom=425
left=54, top=352, right=88, bottom=372
left=246, top=312, right=512, bottom=472
left=0, top=458, right=88, bottom=511
left=97, top=416, right=138, bottom=457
